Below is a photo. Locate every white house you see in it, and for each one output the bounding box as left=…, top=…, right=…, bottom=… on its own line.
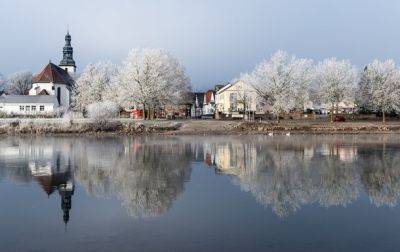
left=202, top=90, right=216, bottom=117
left=0, top=95, right=57, bottom=115
left=215, top=80, right=264, bottom=119
left=0, top=31, right=76, bottom=116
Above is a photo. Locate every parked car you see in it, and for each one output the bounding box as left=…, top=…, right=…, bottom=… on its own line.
left=333, top=115, right=346, bottom=122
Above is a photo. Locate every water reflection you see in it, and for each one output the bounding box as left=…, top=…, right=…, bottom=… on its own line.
left=199, top=135, right=400, bottom=217
left=1, top=135, right=400, bottom=220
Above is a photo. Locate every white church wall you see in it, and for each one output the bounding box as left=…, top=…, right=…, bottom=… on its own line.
left=29, top=82, right=71, bottom=108
left=29, top=83, right=55, bottom=96
left=60, top=66, right=76, bottom=76
left=54, top=84, right=70, bottom=107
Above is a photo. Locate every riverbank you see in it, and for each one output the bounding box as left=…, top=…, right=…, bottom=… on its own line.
left=0, top=119, right=181, bottom=135
left=1, top=118, right=400, bottom=135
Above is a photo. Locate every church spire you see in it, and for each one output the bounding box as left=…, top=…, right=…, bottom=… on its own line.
left=59, top=30, right=76, bottom=75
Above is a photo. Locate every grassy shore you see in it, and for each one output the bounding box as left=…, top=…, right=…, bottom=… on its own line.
left=0, top=118, right=181, bottom=135
left=1, top=118, right=400, bottom=135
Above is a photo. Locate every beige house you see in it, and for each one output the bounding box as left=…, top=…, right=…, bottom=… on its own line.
left=215, top=80, right=264, bottom=118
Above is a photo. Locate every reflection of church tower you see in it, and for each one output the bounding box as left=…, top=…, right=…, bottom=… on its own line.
left=30, top=151, right=75, bottom=225
left=59, top=31, right=76, bottom=75
left=59, top=181, right=74, bottom=225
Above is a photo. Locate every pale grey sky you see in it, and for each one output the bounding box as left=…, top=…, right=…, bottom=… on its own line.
left=0, top=0, right=399, bottom=90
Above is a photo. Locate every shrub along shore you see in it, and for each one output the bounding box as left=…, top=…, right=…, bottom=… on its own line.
left=1, top=119, right=400, bottom=135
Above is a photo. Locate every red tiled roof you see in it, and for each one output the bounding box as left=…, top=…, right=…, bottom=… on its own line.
left=205, top=90, right=214, bottom=104
left=38, top=89, right=50, bottom=95
left=33, top=63, right=73, bottom=85
left=34, top=172, right=70, bottom=196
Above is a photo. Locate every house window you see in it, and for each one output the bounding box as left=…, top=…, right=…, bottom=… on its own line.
left=40, top=105, right=45, bottom=111
left=32, top=106, right=36, bottom=111
left=52, top=86, right=55, bottom=90
left=230, top=93, right=237, bottom=112
left=26, top=106, right=30, bottom=111
left=20, top=106, right=24, bottom=111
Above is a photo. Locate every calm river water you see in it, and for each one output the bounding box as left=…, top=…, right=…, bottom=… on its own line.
left=1, top=135, right=400, bottom=251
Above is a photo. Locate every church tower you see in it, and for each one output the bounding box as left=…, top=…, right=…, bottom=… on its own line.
left=59, top=31, right=76, bottom=76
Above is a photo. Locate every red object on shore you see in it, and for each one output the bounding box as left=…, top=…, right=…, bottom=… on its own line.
left=132, top=109, right=143, bottom=119
left=334, top=115, right=346, bottom=122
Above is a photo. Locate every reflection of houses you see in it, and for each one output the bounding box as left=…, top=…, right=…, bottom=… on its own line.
left=203, top=142, right=258, bottom=176
left=0, top=138, right=77, bottom=225
left=30, top=152, right=75, bottom=225
left=318, top=144, right=358, bottom=162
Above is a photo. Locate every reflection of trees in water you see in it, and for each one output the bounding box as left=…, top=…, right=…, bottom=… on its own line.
left=360, top=146, right=400, bottom=207
left=0, top=136, right=192, bottom=219
left=74, top=137, right=192, bottom=217
left=200, top=135, right=400, bottom=217
left=318, top=149, right=360, bottom=207
left=2, top=135, right=400, bottom=219
left=231, top=144, right=314, bottom=217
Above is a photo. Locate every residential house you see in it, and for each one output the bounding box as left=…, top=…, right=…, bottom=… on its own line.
left=0, top=95, right=57, bottom=115
left=190, top=92, right=204, bottom=118
left=306, top=100, right=356, bottom=114
left=202, top=90, right=216, bottom=118
left=215, top=80, right=264, bottom=119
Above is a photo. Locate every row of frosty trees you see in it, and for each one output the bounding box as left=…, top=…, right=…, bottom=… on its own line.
left=3, top=48, right=394, bottom=122
left=240, top=51, right=400, bottom=123
left=73, top=48, right=192, bottom=120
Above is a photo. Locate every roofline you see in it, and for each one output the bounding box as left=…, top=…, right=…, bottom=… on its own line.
left=216, top=83, right=234, bottom=94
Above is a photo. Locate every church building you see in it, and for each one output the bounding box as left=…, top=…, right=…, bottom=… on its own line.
left=0, top=31, right=76, bottom=115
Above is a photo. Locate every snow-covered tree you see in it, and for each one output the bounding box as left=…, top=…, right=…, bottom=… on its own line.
left=315, top=58, right=358, bottom=122
left=356, top=66, right=371, bottom=112
left=242, top=51, right=314, bottom=122
left=0, top=73, right=6, bottom=94
left=6, top=71, right=33, bottom=95
left=358, top=60, right=400, bottom=123
left=87, top=101, right=119, bottom=122
left=114, top=48, right=191, bottom=119
left=74, top=61, right=118, bottom=111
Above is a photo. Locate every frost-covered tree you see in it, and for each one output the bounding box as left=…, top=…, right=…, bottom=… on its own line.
left=356, top=66, right=371, bottom=112
left=6, top=71, right=33, bottom=95
left=243, top=51, right=314, bottom=122
left=114, top=48, right=191, bottom=119
left=74, top=61, right=118, bottom=111
left=0, top=73, right=6, bottom=94
left=315, top=58, right=358, bottom=122
left=87, top=101, right=119, bottom=122
left=358, top=60, right=400, bottom=123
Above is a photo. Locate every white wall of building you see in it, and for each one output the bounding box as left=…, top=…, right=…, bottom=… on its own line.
left=60, top=66, right=76, bottom=76
left=215, top=80, right=262, bottom=117
left=54, top=84, right=71, bottom=107
left=29, top=82, right=70, bottom=108
left=0, top=102, right=55, bottom=115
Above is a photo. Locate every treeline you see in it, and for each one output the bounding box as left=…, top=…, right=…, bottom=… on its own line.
left=241, top=51, right=400, bottom=123
left=2, top=49, right=400, bottom=122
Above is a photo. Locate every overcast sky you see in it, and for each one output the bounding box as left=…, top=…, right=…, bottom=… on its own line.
left=0, top=0, right=399, bottom=90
